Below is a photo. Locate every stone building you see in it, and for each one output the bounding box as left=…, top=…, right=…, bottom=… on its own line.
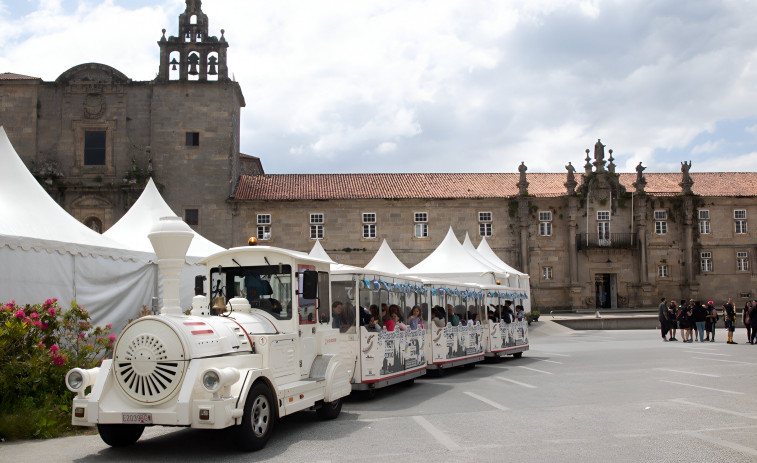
left=0, top=0, right=260, bottom=244
left=231, top=140, right=757, bottom=310
left=2, top=1, right=756, bottom=310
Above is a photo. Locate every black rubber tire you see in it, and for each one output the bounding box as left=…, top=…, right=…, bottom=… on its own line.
left=463, top=362, right=476, bottom=369
left=97, top=423, right=144, bottom=447
left=513, top=352, right=523, bottom=359
left=236, top=382, right=276, bottom=451
left=402, top=378, right=415, bottom=387
left=315, top=398, right=342, bottom=420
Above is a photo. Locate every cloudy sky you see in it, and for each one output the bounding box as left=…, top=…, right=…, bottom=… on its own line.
left=2, top=0, right=757, bottom=175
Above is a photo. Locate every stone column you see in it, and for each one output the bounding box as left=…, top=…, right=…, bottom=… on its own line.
left=517, top=197, right=530, bottom=274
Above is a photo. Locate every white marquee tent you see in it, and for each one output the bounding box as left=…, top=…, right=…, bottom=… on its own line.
left=401, top=227, right=507, bottom=283
left=0, top=126, right=156, bottom=329
left=364, top=239, right=409, bottom=274
left=308, top=240, right=362, bottom=272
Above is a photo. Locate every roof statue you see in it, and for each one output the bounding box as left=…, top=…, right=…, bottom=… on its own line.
left=679, top=160, right=694, bottom=194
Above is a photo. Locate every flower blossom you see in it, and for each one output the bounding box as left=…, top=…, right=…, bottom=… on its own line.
left=49, top=344, right=60, bottom=352
left=109, top=333, right=117, bottom=341
left=30, top=312, right=39, bottom=319
left=47, top=308, right=56, bottom=316
left=14, top=309, right=25, bottom=318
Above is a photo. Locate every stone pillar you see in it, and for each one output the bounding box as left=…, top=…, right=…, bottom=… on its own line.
left=568, top=196, right=579, bottom=284
left=682, top=196, right=698, bottom=299
left=518, top=196, right=530, bottom=274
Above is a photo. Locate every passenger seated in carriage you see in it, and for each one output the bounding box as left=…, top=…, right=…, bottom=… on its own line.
left=431, top=306, right=446, bottom=327
left=408, top=306, right=424, bottom=330
left=340, top=304, right=356, bottom=334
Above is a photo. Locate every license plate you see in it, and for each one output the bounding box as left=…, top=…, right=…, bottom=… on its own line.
left=122, top=412, right=152, bottom=424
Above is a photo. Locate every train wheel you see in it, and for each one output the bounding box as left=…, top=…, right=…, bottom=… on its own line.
left=316, top=398, right=342, bottom=420
left=236, top=382, right=275, bottom=451
left=513, top=352, right=523, bottom=359
left=97, top=424, right=144, bottom=447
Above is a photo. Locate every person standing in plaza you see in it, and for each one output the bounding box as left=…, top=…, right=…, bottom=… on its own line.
left=743, top=301, right=753, bottom=344
left=750, top=300, right=757, bottom=344
left=723, top=298, right=737, bottom=344
left=693, top=301, right=707, bottom=343
left=705, top=300, right=717, bottom=342
left=667, top=300, right=678, bottom=341
left=658, top=297, right=670, bottom=341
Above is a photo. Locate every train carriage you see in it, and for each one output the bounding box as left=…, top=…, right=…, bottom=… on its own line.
left=421, top=279, right=486, bottom=370
left=330, top=269, right=427, bottom=390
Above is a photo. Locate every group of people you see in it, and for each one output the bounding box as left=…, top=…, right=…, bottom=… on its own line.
left=658, top=297, right=757, bottom=344
left=332, top=300, right=528, bottom=334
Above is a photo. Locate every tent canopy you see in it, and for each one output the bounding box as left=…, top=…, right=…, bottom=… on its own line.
left=476, top=236, right=526, bottom=277
left=402, top=227, right=506, bottom=284
left=364, top=239, right=408, bottom=274
left=0, top=126, right=148, bottom=261
left=104, top=178, right=224, bottom=260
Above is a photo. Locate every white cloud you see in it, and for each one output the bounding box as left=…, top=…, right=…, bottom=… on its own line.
left=3, top=0, right=757, bottom=175
left=691, top=139, right=723, bottom=155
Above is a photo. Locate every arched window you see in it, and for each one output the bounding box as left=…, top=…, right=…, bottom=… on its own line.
left=168, top=51, right=181, bottom=80
left=206, top=52, right=219, bottom=81
left=190, top=14, right=197, bottom=25
left=187, top=52, right=200, bottom=80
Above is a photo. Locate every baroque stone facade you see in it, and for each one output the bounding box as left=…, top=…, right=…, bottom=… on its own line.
left=0, top=1, right=254, bottom=243
left=2, top=1, right=756, bottom=310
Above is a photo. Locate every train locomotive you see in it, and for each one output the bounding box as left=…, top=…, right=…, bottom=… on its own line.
left=65, top=217, right=351, bottom=451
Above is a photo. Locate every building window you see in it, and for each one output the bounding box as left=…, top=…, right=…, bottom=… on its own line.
left=186, top=132, right=200, bottom=146
left=538, top=211, right=552, bottom=236
left=479, top=211, right=492, bottom=237
left=362, top=212, right=376, bottom=239
left=542, top=266, right=553, bottom=280
left=84, top=130, right=106, bottom=165
left=734, top=209, right=747, bottom=234
left=654, top=210, right=667, bottom=235
left=658, top=265, right=669, bottom=278
left=699, top=220, right=711, bottom=234
left=257, top=214, right=271, bottom=225
left=701, top=252, right=713, bottom=273
left=363, top=224, right=376, bottom=239
left=184, top=208, right=198, bottom=226
left=310, top=213, right=324, bottom=224
left=698, top=209, right=710, bottom=234
left=597, top=211, right=610, bottom=245
left=257, top=214, right=271, bottom=241
left=310, top=225, right=324, bottom=240
left=737, top=251, right=749, bottom=271
left=597, top=211, right=610, bottom=221
left=257, top=226, right=271, bottom=240
left=414, top=212, right=428, bottom=238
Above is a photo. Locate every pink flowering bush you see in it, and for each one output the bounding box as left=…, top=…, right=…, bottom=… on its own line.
left=0, top=299, right=115, bottom=440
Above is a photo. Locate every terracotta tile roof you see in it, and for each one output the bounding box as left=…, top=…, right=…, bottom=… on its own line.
left=234, top=172, right=757, bottom=201
left=0, top=72, right=41, bottom=81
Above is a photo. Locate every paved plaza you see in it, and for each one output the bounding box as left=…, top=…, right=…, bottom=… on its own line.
left=2, top=321, right=756, bottom=462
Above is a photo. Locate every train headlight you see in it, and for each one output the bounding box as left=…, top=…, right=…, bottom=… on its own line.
left=67, top=370, right=84, bottom=390
left=201, top=367, right=240, bottom=398
left=65, top=367, right=99, bottom=397
left=202, top=370, right=221, bottom=392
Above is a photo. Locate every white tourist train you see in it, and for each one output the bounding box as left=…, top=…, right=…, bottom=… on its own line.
left=65, top=218, right=530, bottom=451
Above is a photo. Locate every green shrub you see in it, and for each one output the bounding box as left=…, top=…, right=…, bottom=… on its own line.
left=527, top=310, right=540, bottom=322
left=0, top=299, right=114, bottom=441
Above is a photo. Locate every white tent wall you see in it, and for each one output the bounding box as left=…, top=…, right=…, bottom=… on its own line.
left=0, top=245, right=157, bottom=331
left=0, top=126, right=159, bottom=331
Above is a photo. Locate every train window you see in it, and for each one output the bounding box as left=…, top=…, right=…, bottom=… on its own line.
left=209, top=265, right=292, bottom=320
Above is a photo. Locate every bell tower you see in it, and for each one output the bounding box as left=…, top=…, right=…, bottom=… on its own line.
left=156, top=0, right=229, bottom=82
